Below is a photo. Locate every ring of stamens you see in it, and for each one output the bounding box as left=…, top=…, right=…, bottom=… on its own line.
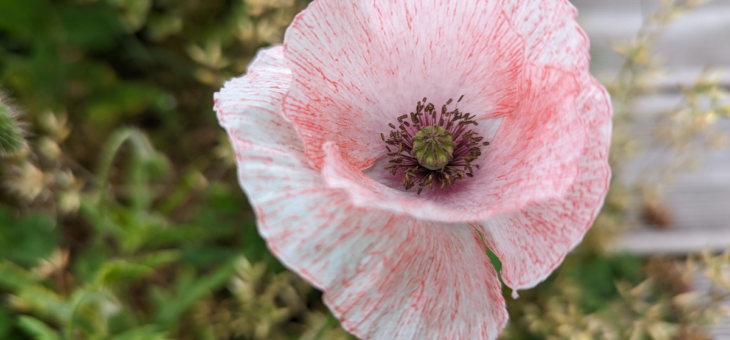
left=382, top=95, right=490, bottom=195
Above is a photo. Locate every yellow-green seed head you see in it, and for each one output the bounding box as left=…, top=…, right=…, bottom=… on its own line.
left=411, top=125, right=454, bottom=170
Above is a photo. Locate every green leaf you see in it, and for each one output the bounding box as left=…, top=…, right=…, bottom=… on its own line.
left=0, top=0, right=53, bottom=41
left=486, top=246, right=502, bottom=274
left=0, top=207, right=59, bottom=267
left=108, top=326, right=170, bottom=340
left=136, top=250, right=181, bottom=268
left=59, top=4, right=123, bottom=51
left=472, top=227, right=503, bottom=283
left=152, top=263, right=234, bottom=326
left=63, top=288, right=118, bottom=337
left=14, top=285, right=69, bottom=321
left=567, top=253, right=644, bottom=312
left=0, top=260, right=39, bottom=289
left=92, top=251, right=180, bottom=287
left=186, top=184, right=282, bottom=269
left=181, top=245, right=236, bottom=267
left=17, top=316, right=60, bottom=340
left=93, top=261, right=155, bottom=287
left=0, top=306, right=15, bottom=338
left=86, top=82, right=162, bottom=128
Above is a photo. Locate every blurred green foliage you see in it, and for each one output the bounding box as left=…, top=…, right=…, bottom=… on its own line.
left=0, top=206, right=58, bottom=267
left=0, top=99, right=26, bottom=156
left=0, top=0, right=728, bottom=339
left=0, top=0, right=306, bottom=164
left=0, top=0, right=353, bottom=338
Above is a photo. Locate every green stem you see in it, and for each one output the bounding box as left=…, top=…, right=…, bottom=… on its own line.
left=93, top=127, right=155, bottom=205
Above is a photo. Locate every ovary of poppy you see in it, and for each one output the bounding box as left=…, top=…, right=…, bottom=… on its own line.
left=214, top=0, right=612, bottom=339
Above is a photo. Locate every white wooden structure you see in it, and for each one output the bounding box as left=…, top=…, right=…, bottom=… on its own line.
left=575, top=1, right=730, bottom=337
left=572, top=0, right=730, bottom=254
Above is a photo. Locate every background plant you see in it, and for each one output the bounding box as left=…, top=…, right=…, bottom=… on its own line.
left=0, top=0, right=728, bottom=339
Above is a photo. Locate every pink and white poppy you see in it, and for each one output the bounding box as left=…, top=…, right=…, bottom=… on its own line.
left=214, top=0, right=612, bottom=338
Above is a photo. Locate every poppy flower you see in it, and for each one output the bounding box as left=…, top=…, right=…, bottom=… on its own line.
left=214, top=0, right=611, bottom=338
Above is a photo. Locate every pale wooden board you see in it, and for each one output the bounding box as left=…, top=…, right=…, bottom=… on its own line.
left=571, top=2, right=730, bottom=336
left=567, top=0, right=730, bottom=257
left=574, top=0, right=730, bottom=74
left=691, top=270, right=730, bottom=338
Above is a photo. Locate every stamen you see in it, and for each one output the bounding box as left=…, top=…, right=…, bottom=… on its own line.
left=380, top=96, right=490, bottom=194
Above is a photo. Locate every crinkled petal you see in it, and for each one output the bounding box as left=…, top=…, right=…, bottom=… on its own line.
left=322, top=66, right=585, bottom=223
left=465, top=65, right=585, bottom=217
left=501, top=0, right=589, bottom=71
left=283, top=0, right=524, bottom=169
left=477, top=74, right=612, bottom=291
left=325, top=220, right=507, bottom=340
left=215, top=46, right=508, bottom=339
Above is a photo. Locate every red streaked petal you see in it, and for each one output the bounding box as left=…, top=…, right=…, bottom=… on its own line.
left=326, top=220, right=507, bottom=340
left=501, top=0, right=590, bottom=71
left=283, top=0, right=524, bottom=169
left=477, top=74, right=612, bottom=291
left=464, top=65, right=586, bottom=218
left=216, top=46, right=508, bottom=339
left=256, top=173, right=508, bottom=339
left=260, top=192, right=508, bottom=339
left=322, top=66, right=585, bottom=223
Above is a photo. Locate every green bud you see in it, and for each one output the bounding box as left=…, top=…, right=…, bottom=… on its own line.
left=0, top=99, right=26, bottom=157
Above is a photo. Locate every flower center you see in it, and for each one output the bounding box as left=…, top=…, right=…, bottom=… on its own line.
left=411, top=125, right=454, bottom=170
left=381, top=96, right=490, bottom=195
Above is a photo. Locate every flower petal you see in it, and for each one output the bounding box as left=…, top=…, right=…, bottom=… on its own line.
left=257, top=167, right=508, bottom=339
left=466, top=65, right=585, bottom=217
left=477, top=74, right=612, bottom=291
left=501, top=0, right=589, bottom=71
left=322, top=66, right=585, bottom=223
left=283, top=0, right=524, bottom=169
left=215, top=46, right=508, bottom=339
left=326, top=220, right=507, bottom=340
